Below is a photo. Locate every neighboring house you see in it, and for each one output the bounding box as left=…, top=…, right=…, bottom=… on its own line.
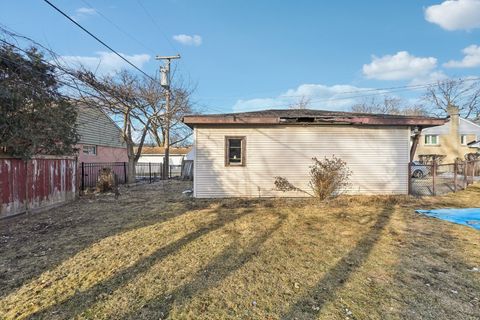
left=415, top=106, right=480, bottom=163
left=185, top=148, right=195, bottom=161
left=76, top=106, right=128, bottom=163
left=137, top=146, right=192, bottom=166
left=183, top=109, right=445, bottom=198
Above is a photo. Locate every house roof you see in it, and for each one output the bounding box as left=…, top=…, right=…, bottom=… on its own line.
left=422, top=117, right=480, bottom=135
left=183, top=109, right=446, bottom=128
left=138, top=146, right=192, bottom=155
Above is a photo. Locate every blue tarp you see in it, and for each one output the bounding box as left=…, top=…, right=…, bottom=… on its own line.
left=416, top=208, right=480, bottom=230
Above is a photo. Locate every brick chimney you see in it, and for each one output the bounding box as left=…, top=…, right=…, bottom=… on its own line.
left=447, top=104, right=460, bottom=155
left=447, top=104, right=460, bottom=134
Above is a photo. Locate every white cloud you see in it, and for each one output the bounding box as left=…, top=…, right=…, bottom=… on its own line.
left=363, top=51, right=438, bottom=81
left=172, top=34, right=202, bottom=46
left=59, top=51, right=151, bottom=75
left=73, top=7, right=97, bottom=20
left=408, top=71, right=448, bottom=85
left=444, top=44, right=480, bottom=68
left=232, top=84, right=375, bottom=113
left=425, top=0, right=480, bottom=31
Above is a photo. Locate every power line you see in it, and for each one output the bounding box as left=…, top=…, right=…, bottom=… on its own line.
left=0, top=38, right=99, bottom=97
left=197, top=77, right=480, bottom=101
left=42, top=0, right=155, bottom=81
left=134, top=0, right=179, bottom=54
left=79, top=0, right=157, bottom=56
left=201, top=76, right=480, bottom=112
left=134, top=0, right=193, bottom=78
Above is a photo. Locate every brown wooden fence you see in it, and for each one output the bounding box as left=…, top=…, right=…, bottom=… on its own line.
left=0, top=156, right=77, bottom=218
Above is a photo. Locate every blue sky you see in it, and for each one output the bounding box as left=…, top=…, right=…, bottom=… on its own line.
left=2, top=0, right=480, bottom=113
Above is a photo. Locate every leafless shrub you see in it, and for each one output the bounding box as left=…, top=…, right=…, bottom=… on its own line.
left=274, top=156, right=352, bottom=201
left=465, top=152, right=480, bottom=161
left=309, top=156, right=352, bottom=200
left=418, top=154, right=446, bottom=165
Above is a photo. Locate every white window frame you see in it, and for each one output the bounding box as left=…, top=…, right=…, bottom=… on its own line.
left=461, top=135, right=468, bottom=145
left=83, top=145, right=97, bottom=155
left=424, top=135, right=439, bottom=146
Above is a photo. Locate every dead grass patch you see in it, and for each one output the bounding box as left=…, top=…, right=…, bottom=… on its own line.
left=0, top=181, right=479, bottom=319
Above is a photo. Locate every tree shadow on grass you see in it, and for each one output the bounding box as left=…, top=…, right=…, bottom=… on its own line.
left=120, top=212, right=287, bottom=319
left=280, top=206, right=394, bottom=319
left=28, top=204, right=262, bottom=319
left=392, top=212, right=480, bottom=319
left=0, top=186, right=206, bottom=298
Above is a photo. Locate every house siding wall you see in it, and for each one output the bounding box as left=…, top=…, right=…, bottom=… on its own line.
left=415, top=115, right=479, bottom=163
left=194, top=125, right=410, bottom=198
left=77, top=145, right=128, bottom=163
left=77, top=107, right=125, bottom=148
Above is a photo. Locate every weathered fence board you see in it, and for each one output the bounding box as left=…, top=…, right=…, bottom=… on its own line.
left=0, top=156, right=77, bottom=218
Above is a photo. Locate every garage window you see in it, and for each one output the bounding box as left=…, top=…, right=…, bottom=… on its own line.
left=225, top=136, right=246, bottom=166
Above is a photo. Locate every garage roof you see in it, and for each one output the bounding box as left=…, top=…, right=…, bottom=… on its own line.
left=183, top=109, right=447, bottom=128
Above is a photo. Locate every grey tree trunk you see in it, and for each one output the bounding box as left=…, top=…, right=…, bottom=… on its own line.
left=127, top=157, right=136, bottom=184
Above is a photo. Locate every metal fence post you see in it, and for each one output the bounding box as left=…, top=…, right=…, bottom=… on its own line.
left=432, top=162, right=436, bottom=196
left=407, top=162, right=412, bottom=195
left=123, top=162, right=127, bottom=184
left=81, top=162, right=85, bottom=191
left=149, top=162, right=152, bottom=183
left=463, top=161, right=468, bottom=189
left=453, top=160, right=457, bottom=192
left=473, top=161, right=477, bottom=184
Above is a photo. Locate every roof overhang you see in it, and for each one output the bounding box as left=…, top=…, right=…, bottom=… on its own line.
left=467, top=141, right=480, bottom=148
left=183, top=114, right=447, bottom=129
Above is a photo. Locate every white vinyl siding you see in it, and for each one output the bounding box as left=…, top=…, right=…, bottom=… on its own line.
left=77, top=107, right=125, bottom=148
left=194, top=125, right=410, bottom=198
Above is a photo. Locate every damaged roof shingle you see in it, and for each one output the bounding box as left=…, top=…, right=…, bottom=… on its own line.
left=183, top=109, right=447, bottom=128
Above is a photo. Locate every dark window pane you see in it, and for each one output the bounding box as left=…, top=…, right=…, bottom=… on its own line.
left=229, top=147, right=242, bottom=162
left=229, top=139, right=241, bottom=148
left=226, top=137, right=244, bottom=165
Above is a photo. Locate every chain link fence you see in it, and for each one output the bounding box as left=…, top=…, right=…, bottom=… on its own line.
left=410, top=160, right=480, bottom=196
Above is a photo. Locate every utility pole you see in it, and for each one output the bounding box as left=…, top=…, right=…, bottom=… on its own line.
left=156, top=54, right=180, bottom=179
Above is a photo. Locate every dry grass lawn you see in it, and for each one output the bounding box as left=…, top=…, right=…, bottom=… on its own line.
left=0, top=181, right=479, bottom=320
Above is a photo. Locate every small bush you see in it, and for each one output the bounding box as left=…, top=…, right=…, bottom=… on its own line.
left=274, top=156, right=352, bottom=201
left=309, top=156, right=352, bottom=200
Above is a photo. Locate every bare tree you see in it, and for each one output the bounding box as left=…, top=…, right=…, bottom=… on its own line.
left=423, top=78, right=480, bottom=118
left=74, top=69, right=154, bottom=183
left=140, top=77, right=194, bottom=148
left=351, top=96, right=426, bottom=116
left=288, top=95, right=311, bottom=109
